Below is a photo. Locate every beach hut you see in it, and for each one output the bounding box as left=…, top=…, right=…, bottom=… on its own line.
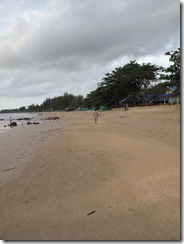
left=119, top=98, right=135, bottom=107
left=136, top=94, right=154, bottom=106
left=158, top=86, right=180, bottom=105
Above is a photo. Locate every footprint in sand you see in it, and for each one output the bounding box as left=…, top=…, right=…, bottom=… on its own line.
left=101, top=162, right=106, bottom=165
left=102, top=178, right=109, bottom=181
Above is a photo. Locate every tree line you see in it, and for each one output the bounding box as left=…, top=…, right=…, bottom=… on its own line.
left=0, top=93, right=84, bottom=113
left=0, top=48, right=180, bottom=113
left=82, top=48, right=180, bottom=108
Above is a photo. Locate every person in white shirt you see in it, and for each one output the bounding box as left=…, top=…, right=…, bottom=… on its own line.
left=93, top=109, right=100, bottom=124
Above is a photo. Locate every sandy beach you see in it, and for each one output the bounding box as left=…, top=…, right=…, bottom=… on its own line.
left=0, top=106, right=180, bottom=240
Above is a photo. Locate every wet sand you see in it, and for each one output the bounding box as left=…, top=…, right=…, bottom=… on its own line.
left=0, top=106, right=180, bottom=240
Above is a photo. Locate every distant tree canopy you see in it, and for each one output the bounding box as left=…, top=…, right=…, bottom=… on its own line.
left=39, top=93, right=83, bottom=111
left=83, top=48, right=180, bottom=108
left=0, top=93, right=84, bottom=113
left=161, top=48, right=180, bottom=91
left=82, top=61, right=162, bottom=108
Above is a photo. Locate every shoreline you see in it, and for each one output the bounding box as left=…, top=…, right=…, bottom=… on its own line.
left=0, top=112, right=65, bottom=185
left=0, top=112, right=45, bottom=132
left=0, top=106, right=180, bottom=240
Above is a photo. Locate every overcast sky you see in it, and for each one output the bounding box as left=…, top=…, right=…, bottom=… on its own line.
left=0, top=0, right=180, bottom=110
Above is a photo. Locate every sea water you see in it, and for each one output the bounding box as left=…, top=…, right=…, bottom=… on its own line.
left=0, top=113, right=39, bottom=134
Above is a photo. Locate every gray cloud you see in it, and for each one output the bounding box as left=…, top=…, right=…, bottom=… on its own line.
left=0, top=0, right=180, bottom=109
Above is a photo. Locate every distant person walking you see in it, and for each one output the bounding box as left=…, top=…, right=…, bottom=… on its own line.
left=93, top=109, right=100, bottom=124
left=125, top=103, right=128, bottom=111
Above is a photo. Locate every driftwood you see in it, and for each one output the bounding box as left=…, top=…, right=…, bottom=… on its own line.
left=87, top=210, right=96, bottom=215
left=3, top=167, right=17, bottom=172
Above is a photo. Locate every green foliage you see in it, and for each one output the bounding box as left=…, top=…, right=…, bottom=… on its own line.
left=19, top=106, right=26, bottom=112
left=162, top=48, right=180, bottom=91
left=39, top=93, right=84, bottom=111
left=0, top=93, right=84, bottom=113
left=82, top=60, right=161, bottom=107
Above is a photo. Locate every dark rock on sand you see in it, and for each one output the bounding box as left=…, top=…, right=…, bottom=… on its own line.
left=17, top=117, right=32, bottom=121
left=9, top=122, right=17, bottom=127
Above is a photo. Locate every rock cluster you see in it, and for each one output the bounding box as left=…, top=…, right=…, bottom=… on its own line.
left=3, top=116, right=60, bottom=128
left=27, top=122, right=40, bottom=125
left=41, top=116, right=60, bottom=120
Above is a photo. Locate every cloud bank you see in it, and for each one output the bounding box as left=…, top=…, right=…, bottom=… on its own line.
left=0, top=0, right=180, bottom=109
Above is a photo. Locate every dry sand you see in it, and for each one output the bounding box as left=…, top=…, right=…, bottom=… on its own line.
left=0, top=106, right=180, bottom=240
